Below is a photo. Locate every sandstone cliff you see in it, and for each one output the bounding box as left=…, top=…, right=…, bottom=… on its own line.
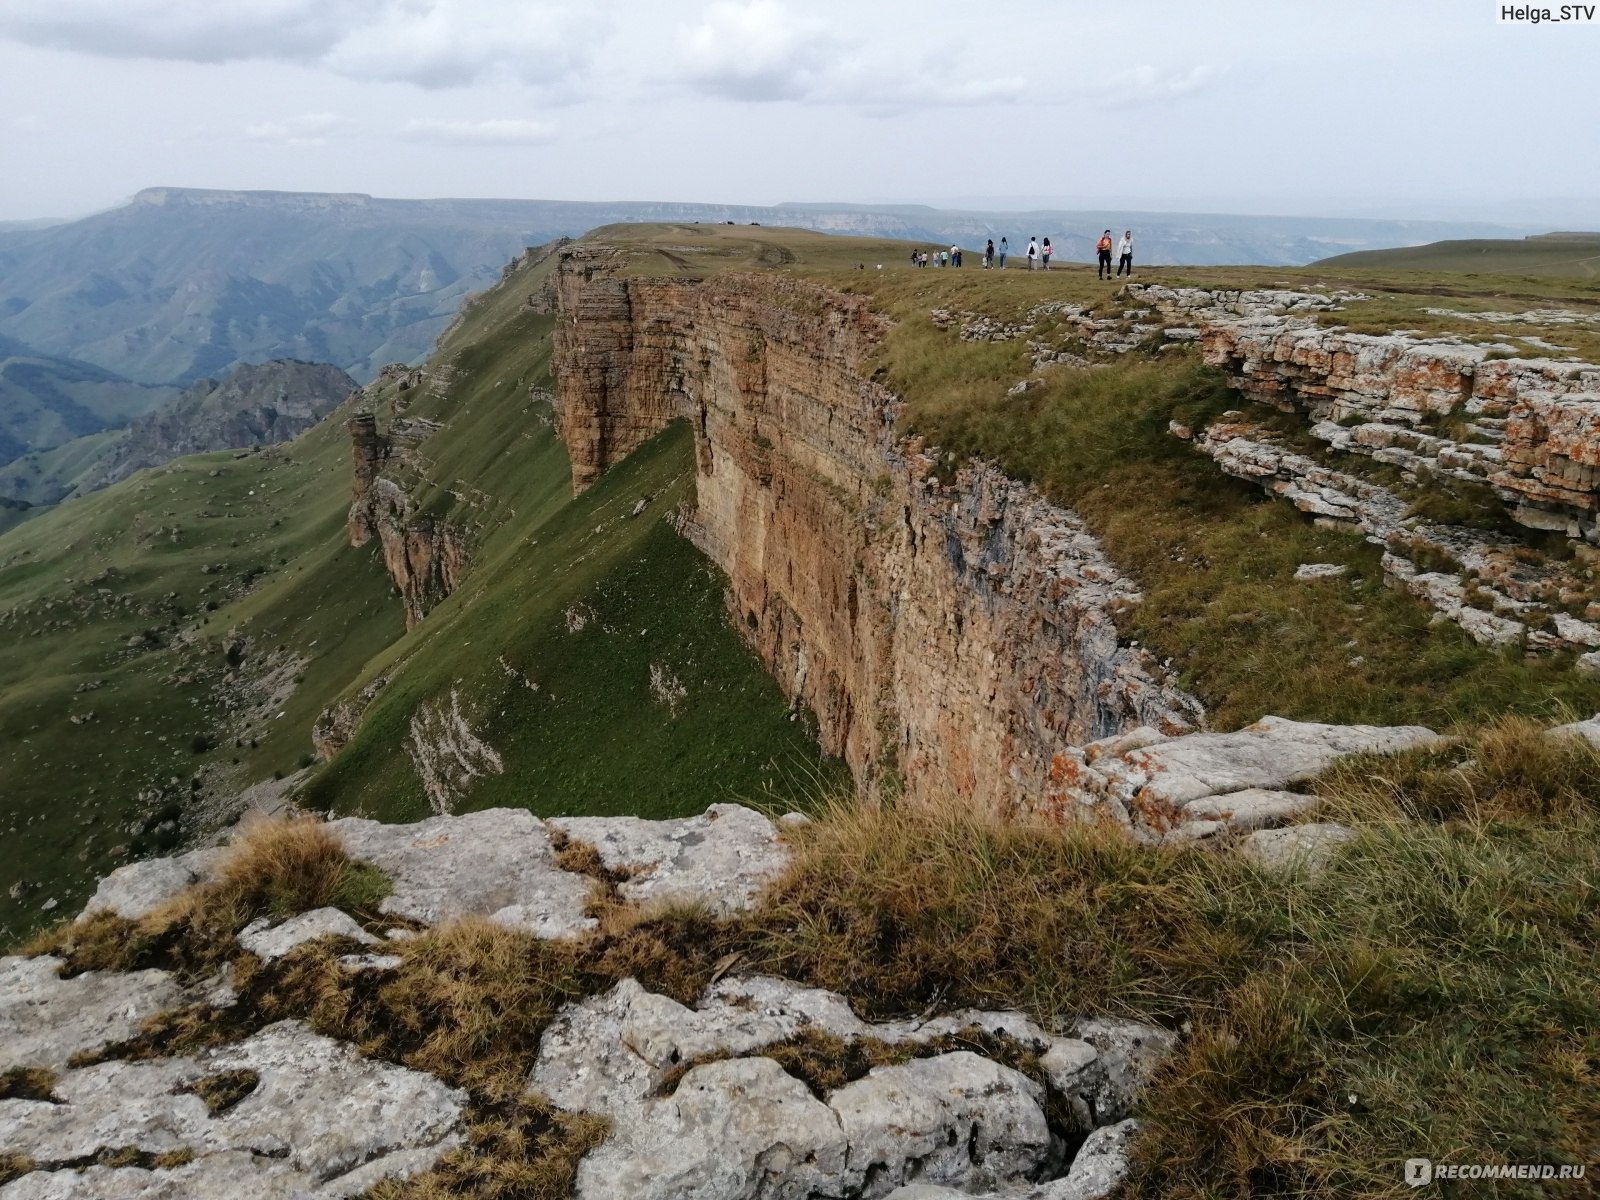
left=552, top=246, right=1199, bottom=814
left=344, top=411, right=469, bottom=631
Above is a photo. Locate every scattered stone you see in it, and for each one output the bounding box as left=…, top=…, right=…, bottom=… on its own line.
left=1241, top=822, right=1357, bottom=874
left=1294, top=562, right=1348, bottom=581
left=238, top=908, right=377, bottom=961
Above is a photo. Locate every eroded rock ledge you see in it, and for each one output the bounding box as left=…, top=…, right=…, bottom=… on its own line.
left=344, top=411, right=468, bottom=631
left=551, top=245, right=1200, bottom=815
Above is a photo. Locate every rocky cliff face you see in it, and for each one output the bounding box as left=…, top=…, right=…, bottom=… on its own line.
left=83, top=360, right=358, bottom=493
left=553, top=246, right=1199, bottom=814
left=344, top=411, right=468, bottom=631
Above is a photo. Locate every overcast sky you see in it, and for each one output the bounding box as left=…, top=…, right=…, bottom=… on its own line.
left=0, top=0, right=1596, bottom=222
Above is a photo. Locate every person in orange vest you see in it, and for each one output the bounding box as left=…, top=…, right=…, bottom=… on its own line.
left=1096, top=230, right=1114, bottom=279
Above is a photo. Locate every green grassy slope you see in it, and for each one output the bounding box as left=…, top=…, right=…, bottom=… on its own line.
left=1314, top=235, right=1600, bottom=278
left=0, top=246, right=839, bottom=942
left=299, top=249, right=841, bottom=821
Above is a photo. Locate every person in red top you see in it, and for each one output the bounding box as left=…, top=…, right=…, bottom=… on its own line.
left=1096, top=230, right=1114, bottom=279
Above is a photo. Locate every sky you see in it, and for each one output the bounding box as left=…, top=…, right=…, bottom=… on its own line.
left=0, top=0, right=1596, bottom=223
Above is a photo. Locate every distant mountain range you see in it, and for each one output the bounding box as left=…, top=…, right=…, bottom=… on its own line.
left=0, top=359, right=355, bottom=505
left=0, top=187, right=1540, bottom=395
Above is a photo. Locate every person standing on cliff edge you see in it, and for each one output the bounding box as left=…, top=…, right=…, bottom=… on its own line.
left=1096, top=230, right=1114, bottom=279
left=999, top=236, right=1008, bottom=268
left=1026, top=237, right=1039, bottom=269
left=1116, top=230, right=1134, bottom=276
left=985, top=238, right=995, bottom=268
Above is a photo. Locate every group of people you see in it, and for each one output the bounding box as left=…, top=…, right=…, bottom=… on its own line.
left=910, top=231, right=1135, bottom=276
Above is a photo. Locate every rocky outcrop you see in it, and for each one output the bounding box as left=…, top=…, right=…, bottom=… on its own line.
left=14, top=803, right=1175, bottom=1200
left=552, top=245, right=1200, bottom=815
left=78, top=360, right=358, bottom=494
left=1191, top=309, right=1600, bottom=539
left=1183, top=416, right=1600, bottom=657
left=1042, top=716, right=1441, bottom=841
left=531, top=973, right=1170, bottom=1200
left=344, top=413, right=469, bottom=630
left=77, top=804, right=791, bottom=935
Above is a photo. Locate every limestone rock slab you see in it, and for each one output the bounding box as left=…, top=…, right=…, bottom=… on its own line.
left=547, top=804, right=787, bottom=916
left=327, top=808, right=596, bottom=937
left=78, top=848, right=224, bottom=922
left=0, top=1020, right=465, bottom=1198
left=238, top=907, right=377, bottom=961
left=0, top=956, right=186, bottom=1073
left=831, top=1051, right=1056, bottom=1194
left=1241, top=822, right=1357, bottom=874
left=570, top=1055, right=846, bottom=1200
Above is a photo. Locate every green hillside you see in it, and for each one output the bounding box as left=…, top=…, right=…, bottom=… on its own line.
left=1314, top=234, right=1600, bottom=279
left=0, top=247, right=838, bottom=940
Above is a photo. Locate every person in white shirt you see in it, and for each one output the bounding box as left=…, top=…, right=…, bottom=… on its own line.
left=1116, top=231, right=1134, bottom=277
left=1026, top=237, right=1038, bottom=269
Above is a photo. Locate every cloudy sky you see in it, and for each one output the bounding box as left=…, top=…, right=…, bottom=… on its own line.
left=0, top=0, right=1596, bottom=222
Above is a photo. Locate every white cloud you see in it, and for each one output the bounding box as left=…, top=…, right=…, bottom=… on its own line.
left=8, top=114, right=45, bottom=132
left=673, top=0, right=1023, bottom=110
left=678, top=0, right=833, bottom=101
left=1090, top=65, right=1218, bottom=111
left=0, top=0, right=594, bottom=90
left=244, top=112, right=349, bottom=146
left=398, top=117, right=557, bottom=145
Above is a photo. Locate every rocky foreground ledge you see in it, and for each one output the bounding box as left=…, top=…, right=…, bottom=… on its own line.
left=14, top=711, right=1597, bottom=1198
left=3, top=803, right=1170, bottom=1199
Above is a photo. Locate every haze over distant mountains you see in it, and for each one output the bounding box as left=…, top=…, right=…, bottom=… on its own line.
left=0, top=185, right=1547, bottom=479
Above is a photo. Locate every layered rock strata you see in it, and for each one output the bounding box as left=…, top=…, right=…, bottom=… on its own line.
left=1191, top=309, right=1600, bottom=539
left=344, top=412, right=469, bottom=630
left=1184, top=416, right=1600, bottom=659
left=552, top=245, right=1201, bottom=814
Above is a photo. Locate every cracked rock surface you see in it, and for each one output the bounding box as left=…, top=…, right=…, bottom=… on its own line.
left=547, top=803, right=791, bottom=916
left=0, top=1020, right=466, bottom=1199
left=532, top=974, right=1171, bottom=1200
left=0, top=956, right=189, bottom=1074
